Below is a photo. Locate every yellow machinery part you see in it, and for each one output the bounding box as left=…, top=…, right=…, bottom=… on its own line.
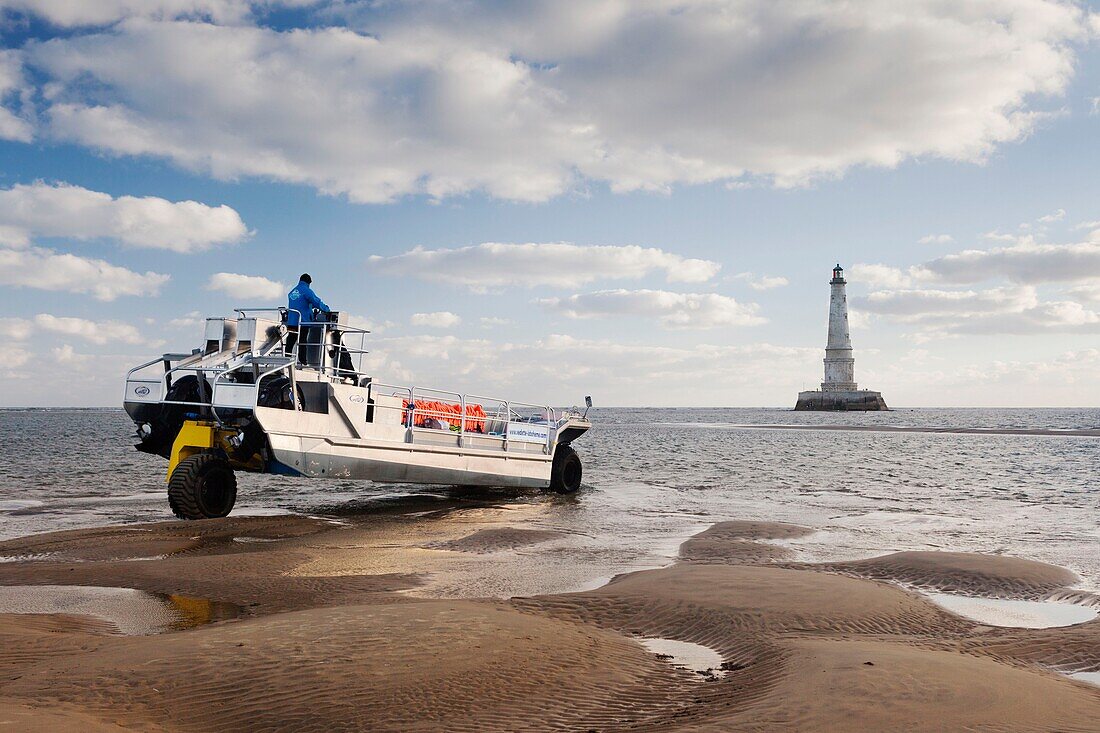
left=166, top=420, right=237, bottom=483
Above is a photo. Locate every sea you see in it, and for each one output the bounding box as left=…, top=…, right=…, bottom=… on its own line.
left=1, top=407, right=1098, bottom=589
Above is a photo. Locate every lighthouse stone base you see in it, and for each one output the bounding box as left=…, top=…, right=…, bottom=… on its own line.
left=794, top=389, right=889, bottom=411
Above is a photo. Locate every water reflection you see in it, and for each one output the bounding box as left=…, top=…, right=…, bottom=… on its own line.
left=0, top=585, right=239, bottom=634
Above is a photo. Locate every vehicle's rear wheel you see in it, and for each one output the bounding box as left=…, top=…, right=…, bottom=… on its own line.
left=549, top=444, right=583, bottom=494
left=168, top=453, right=237, bottom=519
left=140, top=374, right=212, bottom=459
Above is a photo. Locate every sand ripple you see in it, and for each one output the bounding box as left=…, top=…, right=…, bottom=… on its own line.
left=2, top=515, right=1099, bottom=731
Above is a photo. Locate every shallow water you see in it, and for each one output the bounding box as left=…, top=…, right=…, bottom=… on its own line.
left=925, top=593, right=1098, bottom=628
left=637, top=637, right=725, bottom=678
left=1, top=408, right=1098, bottom=590
left=1070, top=671, right=1100, bottom=686
left=0, top=584, right=238, bottom=634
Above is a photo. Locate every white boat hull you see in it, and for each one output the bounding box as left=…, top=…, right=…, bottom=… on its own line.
left=266, top=433, right=552, bottom=487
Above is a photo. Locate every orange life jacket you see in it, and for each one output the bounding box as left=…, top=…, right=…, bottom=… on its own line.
left=401, top=399, right=487, bottom=432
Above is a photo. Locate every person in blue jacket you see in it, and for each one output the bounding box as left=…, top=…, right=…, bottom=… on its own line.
left=285, top=273, right=330, bottom=364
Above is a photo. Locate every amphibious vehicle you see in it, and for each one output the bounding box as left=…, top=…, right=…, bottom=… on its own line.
left=124, top=309, right=591, bottom=519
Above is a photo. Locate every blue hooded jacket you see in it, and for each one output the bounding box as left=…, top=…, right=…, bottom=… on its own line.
left=287, top=279, right=330, bottom=326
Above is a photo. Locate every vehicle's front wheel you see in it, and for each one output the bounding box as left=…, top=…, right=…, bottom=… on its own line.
left=549, top=444, right=583, bottom=494
left=168, top=453, right=237, bottom=519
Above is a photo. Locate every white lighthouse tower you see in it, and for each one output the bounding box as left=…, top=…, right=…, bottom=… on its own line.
left=795, top=264, right=887, bottom=410
left=823, top=264, right=857, bottom=391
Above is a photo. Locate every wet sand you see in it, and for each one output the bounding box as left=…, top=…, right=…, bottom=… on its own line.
left=1, top=513, right=1098, bottom=732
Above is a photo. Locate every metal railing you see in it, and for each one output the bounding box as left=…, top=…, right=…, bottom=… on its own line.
left=370, top=381, right=556, bottom=454
left=158, top=348, right=258, bottom=409
left=234, top=307, right=285, bottom=318
left=210, top=357, right=298, bottom=423
left=263, top=307, right=373, bottom=383
left=123, top=353, right=196, bottom=406
left=125, top=309, right=370, bottom=416
left=294, top=322, right=370, bottom=381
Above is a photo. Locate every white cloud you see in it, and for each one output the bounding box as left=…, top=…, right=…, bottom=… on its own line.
left=410, top=311, right=462, bottom=329
left=855, top=285, right=1100, bottom=336
left=7, top=346, right=30, bottom=369
left=0, top=181, right=248, bottom=252
left=538, top=289, right=764, bottom=330
left=945, top=301, right=1100, bottom=335
left=51, top=344, right=80, bottom=364
left=0, top=317, right=31, bottom=339
left=855, top=286, right=1038, bottom=320
left=750, top=277, right=788, bottom=291
left=0, top=50, right=33, bottom=142
left=918, top=234, right=955, bottom=245
left=852, top=227, right=1100, bottom=341
left=847, top=309, right=873, bottom=331
left=1066, top=282, right=1100, bottom=303
left=33, top=314, right=144, bottom=344
left=848, top=263, right=925, bottom=289
left=340, top=314, right=394, bottom=335
left=982, top=230, right=1024, bottom=244
left=360, top=332, right=819, bottom=405
left=0, top=347, right=160, bottom=403
left=0, top=246, right=168, bottom=300
left=0, top=0, right=318, bottom=27
left=167, top=311, right=204, bottom=328
left=206, top=272, right=285, bottom=300
left=367, top=242, right=720, bottom=291
left=921, top=241, right=1100, bottom=284
left=733, top=272, right=789, bottom=291
left=1037, top=208, right=1066, bottom=223
left=859, top=234, right=1100, bottom=294
left=871, top=346, right=1100, bottom=405
left=20, top=1, right=1090, bottom=202
left=480, top=317, right=513, bottom=328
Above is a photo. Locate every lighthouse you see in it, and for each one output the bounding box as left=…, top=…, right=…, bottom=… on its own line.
left=795, top=264, right=888, bottom=411
left=823, top=264, right=857, bottom=390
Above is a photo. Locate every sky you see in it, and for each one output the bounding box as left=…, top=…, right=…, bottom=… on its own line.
left=1, top=0, right=1100, bottom=408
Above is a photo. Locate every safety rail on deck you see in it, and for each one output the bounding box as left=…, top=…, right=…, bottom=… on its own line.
left=210, top=357, right=298, bottom=422
left=232, top=308, right=373, bottom=382
left=290, top=315, right=371, bottom=383
left=159, top=351, right=272, bottom=409
left=233, top=307, right=286, bottom=318
left=124, top=307, right=374, bottom=411
left=370, top=381, right=556, bottom=454
left=124, top=318, right=287, bottom=410
left=123, top=352, right=210, bottom=408
left=235, top=308, right=374, bottom=382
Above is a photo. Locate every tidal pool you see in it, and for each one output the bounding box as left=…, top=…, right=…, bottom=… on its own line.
left=637, top=636, right=725, bottom=679
left=926, top=593, right=1098, bottom=628
left=0, top=585, right=238, bottom=635
left=1069, top=671, right=1100, bottom=686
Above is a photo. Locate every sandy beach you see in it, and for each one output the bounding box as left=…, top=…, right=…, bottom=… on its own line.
left=6, top=0, right=1100, bottom=730
left=1, top=509, right=1098, bottom=732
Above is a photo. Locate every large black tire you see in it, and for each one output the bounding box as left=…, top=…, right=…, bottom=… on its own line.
left=257, top=375, right=303, bottom=411
left=139, top=375, right=212, bottom=459
left=168, top=453, right=237, bottom=520
left=549, top=444, right=583, bottom=494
